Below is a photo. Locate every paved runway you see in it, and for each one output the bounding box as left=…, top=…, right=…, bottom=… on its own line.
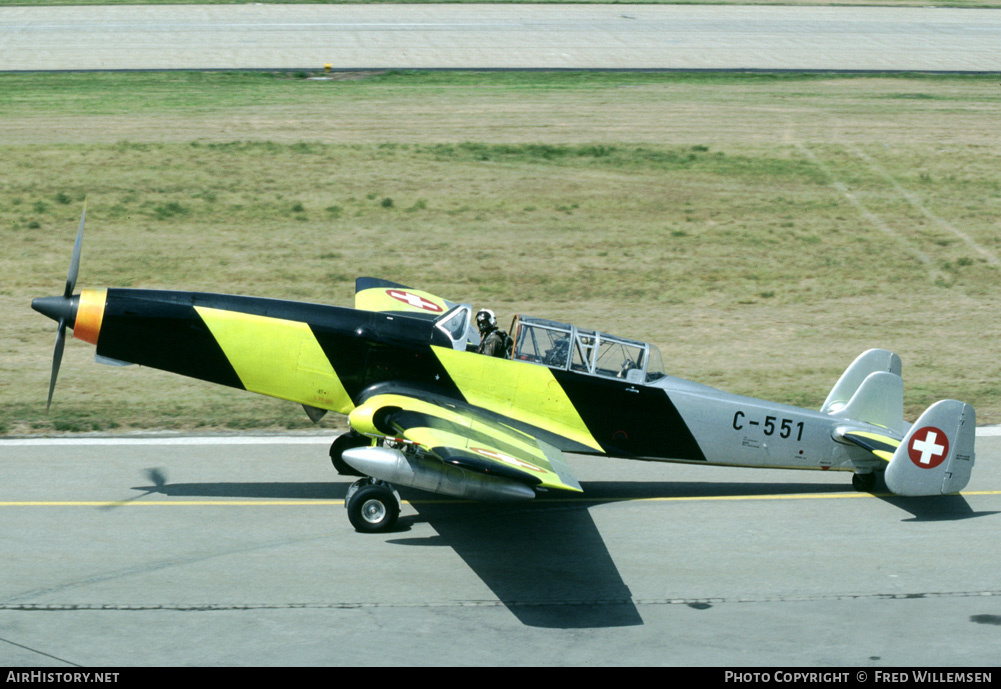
left=1, top=432, right=999, bottom=666
left=2, top=4, right=1000, bottom=71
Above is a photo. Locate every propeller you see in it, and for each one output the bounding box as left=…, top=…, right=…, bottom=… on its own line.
left=32, top=200, right=86, bottom=411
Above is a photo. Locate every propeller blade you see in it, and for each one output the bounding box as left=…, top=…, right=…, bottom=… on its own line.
left=41, top=200, right=86, bottom=412
left=64, top=199, right=86, bottom=298
left=46, top=320, right=66, bottom=412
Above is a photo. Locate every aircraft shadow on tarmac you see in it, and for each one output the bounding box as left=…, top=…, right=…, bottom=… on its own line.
left=850, top=473, right=998, bottom=522
left=126, top=470, right=1000, bottom=530
left=876, top=494, right=999, bottom=522
left=129, top=471, right=855, bottom=503
left=394, top=499, right=643, bottom=629
left=124, top=472, right=995, bottom=628
left=126, top=470, right=657, bottom=628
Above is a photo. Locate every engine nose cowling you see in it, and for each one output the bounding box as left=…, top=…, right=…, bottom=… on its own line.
left=32, top=289, right=106, bottom=345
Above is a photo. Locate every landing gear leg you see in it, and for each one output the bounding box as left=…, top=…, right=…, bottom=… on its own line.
left=346, top=478, right=401, bottom=533
left=852, top=472, right=877, bottom=493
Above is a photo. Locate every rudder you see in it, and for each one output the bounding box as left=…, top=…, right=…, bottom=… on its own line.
left=824, top=350, right=906, bottom=434
left=885, top=400, right=976, bottom=496
left=822, top=349, right=902, bottom=414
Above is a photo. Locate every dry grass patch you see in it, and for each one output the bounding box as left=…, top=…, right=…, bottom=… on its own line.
left=2, top=71, right=999, bottom=434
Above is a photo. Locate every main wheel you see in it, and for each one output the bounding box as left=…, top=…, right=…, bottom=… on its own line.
left=346, top=481, right=401, bottom=533
left=852, top=472, right=877, bottom=492
left=330, top=431, right=369, bottom=477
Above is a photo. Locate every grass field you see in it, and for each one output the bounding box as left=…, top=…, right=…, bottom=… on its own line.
left=2, top=70, right=999, bottom=435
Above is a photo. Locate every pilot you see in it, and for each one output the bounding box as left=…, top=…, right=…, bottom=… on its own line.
left=475, top=308, right=509, bottom=358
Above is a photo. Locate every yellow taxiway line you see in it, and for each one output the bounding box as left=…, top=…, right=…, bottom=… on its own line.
left=1, top=490, right=998, bottom=508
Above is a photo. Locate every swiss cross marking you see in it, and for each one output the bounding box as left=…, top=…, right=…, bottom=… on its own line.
left=386, top=289, right=442, bottom=313
left=907, top=426, right=949, bottom=469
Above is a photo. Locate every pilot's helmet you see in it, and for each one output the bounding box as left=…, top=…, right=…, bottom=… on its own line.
left=476, top=308, right=497, bottom=333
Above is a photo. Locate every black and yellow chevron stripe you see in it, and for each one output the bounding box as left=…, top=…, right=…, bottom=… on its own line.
left=84, top=288, right=706, bottom=462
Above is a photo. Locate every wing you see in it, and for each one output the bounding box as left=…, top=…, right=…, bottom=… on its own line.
left=354, top=277, right=452, bottom=317
left=349, top=391, right=582, bottom=493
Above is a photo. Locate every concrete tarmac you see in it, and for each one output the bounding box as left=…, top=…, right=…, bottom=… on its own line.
left=1, top=432, right=999, bottom=666
left=1, top=5, right=1000, bottom=72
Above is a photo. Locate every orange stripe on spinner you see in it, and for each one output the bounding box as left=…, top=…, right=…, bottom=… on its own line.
left=74, top=288, right=107, bottom=345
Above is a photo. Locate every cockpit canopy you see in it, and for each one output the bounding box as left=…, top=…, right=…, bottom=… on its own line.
left=509, top=316, right=666, bottom=384
left=432, top=307, right=666, bottom=384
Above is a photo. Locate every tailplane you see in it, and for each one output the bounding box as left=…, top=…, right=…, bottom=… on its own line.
left=884, top=400, right=976, bottom=496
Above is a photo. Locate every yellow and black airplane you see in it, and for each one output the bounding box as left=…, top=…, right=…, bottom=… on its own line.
left=34, top=206, right=977, bottom=532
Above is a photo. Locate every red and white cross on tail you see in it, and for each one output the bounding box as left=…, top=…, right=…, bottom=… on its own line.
left=907, top=426, right=949, bottom=469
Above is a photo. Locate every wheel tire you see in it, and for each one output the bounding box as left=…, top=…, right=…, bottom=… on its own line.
left=852, top=472, right=877, bottom=493
left=330, top=432, right=368, bottom=476
left=347, top=483, right=400, bottom=533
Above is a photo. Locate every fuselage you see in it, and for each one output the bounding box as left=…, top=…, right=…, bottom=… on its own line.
left=49, top=287, right=865, bottom=472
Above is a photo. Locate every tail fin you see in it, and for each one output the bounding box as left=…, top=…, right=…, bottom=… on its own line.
left=885, top=400, right=976, bottom=496
left=824, top=349, right=905, bottom=434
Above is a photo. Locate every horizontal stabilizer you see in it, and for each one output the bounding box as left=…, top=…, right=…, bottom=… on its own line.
left=837, top=429, right=901, bottom=462
left=885, top=400, right=976, bottom=496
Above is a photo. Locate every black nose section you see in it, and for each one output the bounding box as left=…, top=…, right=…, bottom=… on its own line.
left=32, top=295, right=79, bottom=326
